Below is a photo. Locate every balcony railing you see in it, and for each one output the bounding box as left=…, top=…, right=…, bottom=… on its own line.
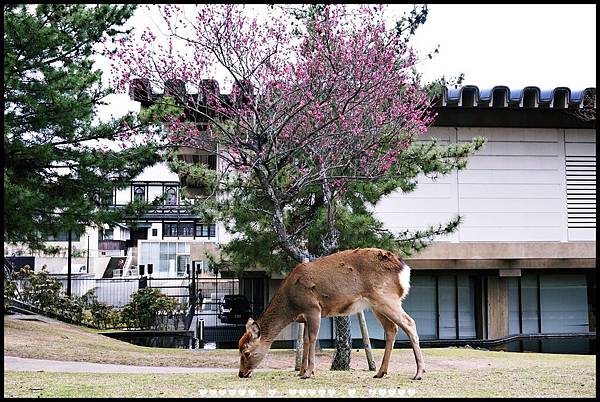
left=98, top=240, right=127, bottom=251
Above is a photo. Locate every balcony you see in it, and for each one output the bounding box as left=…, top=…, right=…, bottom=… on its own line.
left=98, top=240, right=127, bottom=251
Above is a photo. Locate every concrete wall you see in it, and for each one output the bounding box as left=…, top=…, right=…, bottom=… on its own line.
left=373, top=127, right=596, bottom=244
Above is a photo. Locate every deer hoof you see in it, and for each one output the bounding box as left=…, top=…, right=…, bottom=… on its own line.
left=300, top=372, right=313, bottom=379
left=373, top=372, right=386, bottom=378
left=412, top=372, right=424, bottom=380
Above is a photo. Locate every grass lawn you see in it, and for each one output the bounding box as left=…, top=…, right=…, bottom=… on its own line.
left=4, top=316, right=596, bottom=398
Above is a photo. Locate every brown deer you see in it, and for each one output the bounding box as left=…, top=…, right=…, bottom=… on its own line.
left=238, top=248, right=424, bottom=380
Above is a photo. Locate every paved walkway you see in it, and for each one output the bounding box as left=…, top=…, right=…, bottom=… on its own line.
left=4, top=356, right=251, bottom=374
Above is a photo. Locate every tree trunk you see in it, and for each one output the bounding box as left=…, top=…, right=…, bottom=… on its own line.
left=330, top=315, right=352, bottom=370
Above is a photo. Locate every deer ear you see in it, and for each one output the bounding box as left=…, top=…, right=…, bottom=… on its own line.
left=246, top=318, right=261, bottom=339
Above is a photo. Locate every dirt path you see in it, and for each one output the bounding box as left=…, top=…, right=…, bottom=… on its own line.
left=4, top=356, right=267, bottom=374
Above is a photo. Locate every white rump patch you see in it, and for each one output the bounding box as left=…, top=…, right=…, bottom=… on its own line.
left=399, top=263, right=411, bottom=299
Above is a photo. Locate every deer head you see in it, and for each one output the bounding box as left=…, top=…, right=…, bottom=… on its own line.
left=238, top=318, right=269, bottom=378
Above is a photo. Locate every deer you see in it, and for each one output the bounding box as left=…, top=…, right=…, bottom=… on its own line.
left=238, top=247, right=425, bottom=380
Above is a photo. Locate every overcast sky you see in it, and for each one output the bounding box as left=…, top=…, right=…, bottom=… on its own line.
left=96, top=3, right=596, bottom=123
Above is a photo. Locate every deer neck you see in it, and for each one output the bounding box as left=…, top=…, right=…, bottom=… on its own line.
left=256, top=293, right=295, bottom=344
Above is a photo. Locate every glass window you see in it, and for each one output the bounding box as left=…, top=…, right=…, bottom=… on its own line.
left=101, top=228, right=114, bottom=240
left=457, top=275, right=476, bottom=339
left=163, top=223, right=178, bottom=237
left=508, top=277, right=521, bottom=335
left=438, top=275, right=457, bottom=339
left=159, top=242, right=174, bottom=275
left=195, top=223, right=216, bottom=238
left=99, top=189, right=113, bottom=206
left=48, top=230, right=78, bottom=241
left=208, top=154, right=217, bottom=170
left=165, top=187, right=177, bottom=205
left=401, top=275, right=437, bottom=340
left=179, top=223, right=193, bottom=237
left=134, top=186, right=145, bottom=201
left=195, top=224, right=206, bottom=237
left=140, top=242, right=160, bottom=276
left=177, top=242, right=190, bottom=254
left=521, top=274, right=540, bottom=334
left=540, top=274, right=589, bottom=333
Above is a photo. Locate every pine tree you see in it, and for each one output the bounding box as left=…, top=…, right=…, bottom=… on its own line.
left=4, top=4, right=160, bottom=251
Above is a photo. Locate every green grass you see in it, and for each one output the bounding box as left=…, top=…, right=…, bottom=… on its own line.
left=4, top=316, right=596, bottom=397
left=4, top=365, right=596, bottom=398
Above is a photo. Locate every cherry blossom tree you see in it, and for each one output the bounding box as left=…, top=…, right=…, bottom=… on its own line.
left=111, top=4, right=485, bottom=370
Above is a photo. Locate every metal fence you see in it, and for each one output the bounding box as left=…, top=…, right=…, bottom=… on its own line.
left=11, top=273, right=260, bottom=333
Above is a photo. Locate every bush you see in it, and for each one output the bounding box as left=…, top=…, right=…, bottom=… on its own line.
left=121, top=288, right=177, bottom=330
left=11, top=269, right=121, bottom=329
left=81, top=289, right=121, bottom=329
left=19, top=267, right=63, bottom=310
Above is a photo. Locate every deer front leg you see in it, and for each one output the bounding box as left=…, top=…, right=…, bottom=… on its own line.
left=300, top=314, right=321, bottom=379
left=372, top=311, right=398, bottom=379
left=299, top=324, right=310, bottom=376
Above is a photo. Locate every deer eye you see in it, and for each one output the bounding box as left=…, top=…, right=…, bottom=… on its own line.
left=244, top=351, right=251, bottom=359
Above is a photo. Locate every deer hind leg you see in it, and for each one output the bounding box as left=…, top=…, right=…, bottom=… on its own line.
left=374, top=302, right=425, bottom=380
left=298, top=324, right=310, bottom=376
left=300, top=313, right=321, bottom=379
left=372, top=310, right=398, bottom=379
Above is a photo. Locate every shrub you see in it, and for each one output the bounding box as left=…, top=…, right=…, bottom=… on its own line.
left=19, top=267, right=62, bottom=310
left=11, top=269, right=121, bottom=329
left=121, top=288, right=177, bottom=330
left=81, top=289, right=121, bottom=329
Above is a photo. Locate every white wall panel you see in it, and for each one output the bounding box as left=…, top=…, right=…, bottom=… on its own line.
left=115, top=188, right=130, bottom=205
left=565, top=142, right=596, bottom=156
left=462, top=141, right=558, bottom=156
left=568, top=228, right=596, bottom=241
left=375, top=197, right=457, bottom=213
left=461, top=212, right=559, bottom=227
left=458, top=169, right=560, bottom=184
left=565, top=130, right=595, bottom=143
left=459, top=184, right=562, bottom=199
left=458, top=127, right=560, bottom=142
left=376, top=127, right=590, bottom=243
left=459, top=198, right=564, bottom=213
left=134, top=162, right=179, bottom=181
left=147, top=185, right=164, bottom=203
left=460, top=227, right=563, bottom=242
left=390, top=183, right=453, bottom=198
left=374, top=212, right=457, bottom=228
left=466, top=155, right=559, bottom=170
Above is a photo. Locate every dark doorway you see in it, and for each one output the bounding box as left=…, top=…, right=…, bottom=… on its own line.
left=240, top=277, right=266, bottom=318
left=127, top=227, right=148, bottom=249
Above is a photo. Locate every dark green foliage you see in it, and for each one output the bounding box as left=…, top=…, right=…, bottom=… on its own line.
left=4, top=4, right=160, bottom=251
left=188, top=135, right=485, bottom=275
left=81, top=289, right=121, bottom=329
left=18, top=267, right=63, bottom=310
left=121, top=288, right=177, bottom=330
left=5, top=266, right=122, bottom=328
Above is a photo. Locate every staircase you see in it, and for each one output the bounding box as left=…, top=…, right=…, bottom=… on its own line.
left=102, top=257, right=127, bottom=278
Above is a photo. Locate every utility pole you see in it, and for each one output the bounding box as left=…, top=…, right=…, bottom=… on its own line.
left=86, top=235, right=90, bottom=274
left=67, top=230, right=72, bottom=297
